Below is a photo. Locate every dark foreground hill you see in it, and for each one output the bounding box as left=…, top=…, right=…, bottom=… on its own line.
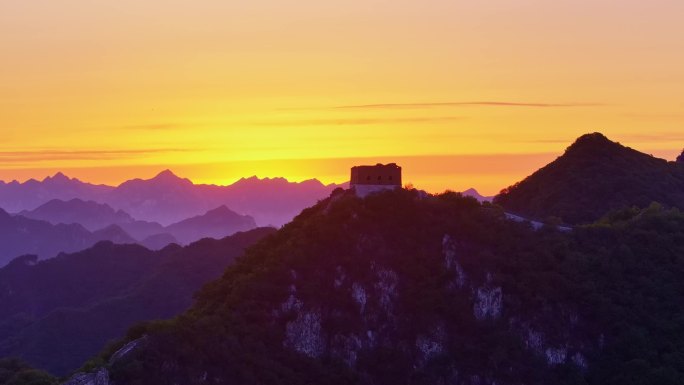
left=0, top=228, right=275, bottom=376
left=494, top=133, right=684, bottom=224
left=75, top=190, right=684, bottom=385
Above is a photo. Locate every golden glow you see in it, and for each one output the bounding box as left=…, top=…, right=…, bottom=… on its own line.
left=2, top=1, right=683, bottom=194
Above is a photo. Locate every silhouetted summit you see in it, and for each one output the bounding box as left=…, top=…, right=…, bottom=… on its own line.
left=43, top=172, right=70, bottom=183
left=149, top=169, right=192, bottom=184
left=677, top=149, right=684, bottom=164
left=494, top=132, right=684, bottom=224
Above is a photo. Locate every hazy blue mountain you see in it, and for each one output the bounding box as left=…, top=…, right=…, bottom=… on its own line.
left=164, top=205, right=257, bottom=245
left=202, top=175, right=347, bottom=227
left=104, top=170, right=343, bottom=226
left=16, top=198, right=258, bottom=248
left=139, top=233, right=178, bottom=250
left=20, top=198, right=133, bottom=232
left=19, top=198, right=167, bottom=241
left=104, top=170, right=204, bottom=226
left=0, top=209, right=120, bottom=267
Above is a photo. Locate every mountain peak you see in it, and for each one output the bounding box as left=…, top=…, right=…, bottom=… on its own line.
left=569, top=132, right=613, bottom=148
left=43, top=172, right=70, bottom=183
left=563, top=132, right=625, bottom=158
left=495, top=132, right=684, bottom=224
left=677, top=149, right=684, bottom=164
left=461, top=188, right=493, bottom=202
left=148, top=169, right=193, bottom=185
left=53, top=171, right=69, bottom=180
left=206, top=205, right=239, bottom=216
left=154, top=169, right=179, bottom=180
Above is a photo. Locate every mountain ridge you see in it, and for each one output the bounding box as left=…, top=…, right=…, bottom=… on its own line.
left=0, top=171, right=343, bottom=227
left=1, top=203, right=262, bottom=266
left=494, top=132, right=684, bottom=224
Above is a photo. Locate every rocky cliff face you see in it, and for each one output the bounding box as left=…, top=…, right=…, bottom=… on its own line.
left=268, top=231, right=593, bottom=385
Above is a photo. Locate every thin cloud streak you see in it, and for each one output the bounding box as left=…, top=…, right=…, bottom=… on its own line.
left=334, top=101, right=604, bottom=110
left=255, top=116, right=466, bottom=126
left=121, top=123, right=187, bottom=131
left=0, top=148, right=193, bottom=163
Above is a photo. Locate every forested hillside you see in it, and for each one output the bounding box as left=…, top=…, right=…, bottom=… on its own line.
left=76, top=190, right=684, bottom=385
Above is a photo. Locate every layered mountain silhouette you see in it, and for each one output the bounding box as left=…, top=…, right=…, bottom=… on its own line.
left=71, top=189, right=684, bottom=385
left=0, top=228, right=275, bottom=376
left=106, top=170, right=203, bottom=225
left=20, top=198, right=135, bottom=232
left=0, top=203, right=260, bottom=266
left=494, top=132, right=684, bottom=224
left=0, top=170, right=342, bottom=227
left=0, top=173, right=110, bottom=214
left=164, top=205, right=257, bottom=245
left=0, top=209, right=133, bottom=267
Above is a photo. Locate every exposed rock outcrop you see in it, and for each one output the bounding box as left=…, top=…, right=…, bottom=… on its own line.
left=62, top=337, right=147, bottom=385
left=62, top=368, right=110, bottom=385
left=473, top=285, right=503, bottom=320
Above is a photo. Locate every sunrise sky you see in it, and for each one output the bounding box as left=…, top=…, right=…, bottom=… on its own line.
left=2, top=0, right=683, bottom=194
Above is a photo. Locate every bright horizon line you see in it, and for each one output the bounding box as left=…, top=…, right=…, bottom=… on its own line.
left=0, top=164, right=498, bottom=196
left=0, top=144, right=681, bottom=196
left=0, top=169, right=347, bottom=189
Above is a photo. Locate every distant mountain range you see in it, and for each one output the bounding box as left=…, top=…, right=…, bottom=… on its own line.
left=0, top=172, right=110, bottom=214
left=19, top=198, right=136, bottom=232
left=0, top=170, right=344, bottom=227
left=0, top=228, right=275, bottom=376
left=494, top=133, right=684, bottom=224
left=0, top=202, right=259, bottom=266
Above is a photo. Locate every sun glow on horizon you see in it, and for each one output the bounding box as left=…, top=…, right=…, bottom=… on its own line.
left=2, top=0, right=683, bottom=195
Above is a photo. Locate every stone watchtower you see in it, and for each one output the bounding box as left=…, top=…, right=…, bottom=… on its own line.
left=350, top=163, right=402, bottom=197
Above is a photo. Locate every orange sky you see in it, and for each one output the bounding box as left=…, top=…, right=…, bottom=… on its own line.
left=1, top=0, right=683, bottom=194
